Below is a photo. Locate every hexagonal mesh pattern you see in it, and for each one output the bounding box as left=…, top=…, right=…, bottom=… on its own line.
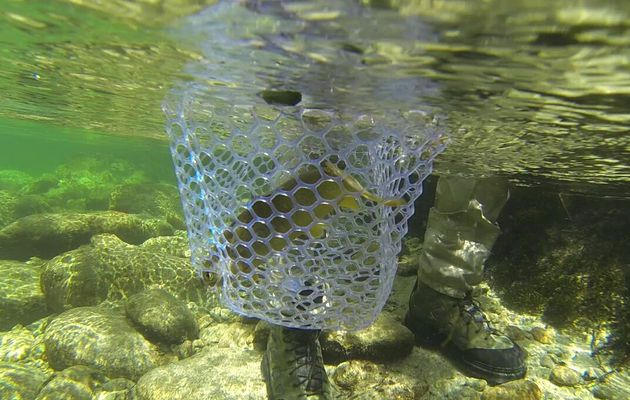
left=166, top=92, right=444, bottom=331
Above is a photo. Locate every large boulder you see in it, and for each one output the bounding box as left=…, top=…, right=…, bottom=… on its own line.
left=43, top=307, right=164, bottom=380
left=0, top=211, right=173, bottom=260
left=0, top=260, right=48, bottom=330
left=40, top=234, right=210, bottom=313
left=125, top=288, right=199, bottom=345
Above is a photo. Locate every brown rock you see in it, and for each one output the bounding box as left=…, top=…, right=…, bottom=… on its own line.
left=481, top=380, right=542, bottom=400
left=550, top=365, right=581, bottom=387
left=320, top=312, right=414, bottom=363
left=530, top=326, right=554, bottom=344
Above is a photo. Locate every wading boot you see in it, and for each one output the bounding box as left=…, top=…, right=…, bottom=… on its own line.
left=405, top=281, right=526, bottom=385
left=262, top=325, right=333, bottom=400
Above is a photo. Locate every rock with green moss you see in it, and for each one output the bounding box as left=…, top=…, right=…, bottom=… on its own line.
left=0, top=211, right=173, bottom=260
left=125, top=288, right=199, bottom=345
left=0, top=170, right=33, bottom=192
left=40, top=157, right=146, bottom=213
left=109, top=183, right=185, bottom=230
left=0, top=362, right=47, bottom=400
left=0, top=260, right=48, bottom=330
left=43, top=307, right=165, bottom=380
left=40, top=234, right=210, bottom=313
left=36, top=365, right=108, bottom=400
left=320, top=311, right=415, bottom=363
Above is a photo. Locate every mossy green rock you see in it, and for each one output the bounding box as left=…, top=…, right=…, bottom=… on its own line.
left=0, top=211, right=173, bottom=260
left=36, top=365, right=107, bottom=400
left=40, top=234, right=209, bottom=313
left=320, top=312, right=415, bottom=363
left=125, top=288, right=199, bottom=344
left=109, top=183, right=185, bottom=229
left=0, top=170, right=33, bottom=192
left=0, top=260, right=48, bottom=330
left=0, top=362, right=47, bottom=400
left=43, top=307, right=164, bottom=380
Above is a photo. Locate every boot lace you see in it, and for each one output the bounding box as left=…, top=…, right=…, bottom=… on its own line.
left=459, top=294, right=499, bottom=341
left=283, top=329, right=326, bottom=394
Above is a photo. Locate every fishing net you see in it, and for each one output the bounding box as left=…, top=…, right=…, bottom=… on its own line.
left=165, top=1, right=446, bottom=330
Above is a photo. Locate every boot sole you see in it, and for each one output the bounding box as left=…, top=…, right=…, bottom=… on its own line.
left=404, top=312, right=526, bottom=386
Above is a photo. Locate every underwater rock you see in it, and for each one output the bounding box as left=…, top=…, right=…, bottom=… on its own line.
left=13, top=195, right=51, bottom=219
left=332, top=359, right=415, bottom=399
left=135, top=348, right=266, bottom=400
left=0, top=170, right=33, bottom=192
left=40, top=246, right=110, bottom=313
left=549, top=365, right=581, bottom=387
left=0, top=211, right=173, bottom=260
left=125, top=288, right=199, bottom=345
left=35, top=365, right=108, bottom=400
left=0, top=361, right=47, bottom=400
left=96, top=377, right=136, bottom=400
left=109, top=183, right=185, bottom=230
left=480, top=379, right=542, bottom=400
left=332, top=359, right=377, bottom=389
left=40, top=234, right=210, bottom=312
left=199, top=320, right=257, bottom=350
left=320, top=312, right=415, bottom=363
left=530, top=326, right=555, bottom=344
left=140, top=231, right=190, bottom=258
left=0, top=259, right=47, bottom=330
left=43, top=306, right=164, bottom=380
left=0, top=325, right=36, bottom=362
left=0, top=190, right=18, bottom=229
left=23, top=174, right=59, bottom=196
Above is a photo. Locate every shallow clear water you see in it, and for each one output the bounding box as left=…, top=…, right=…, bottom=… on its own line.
left=2, top=0, right=629, bottom=194
left=0, top=1, right=628, bottom=399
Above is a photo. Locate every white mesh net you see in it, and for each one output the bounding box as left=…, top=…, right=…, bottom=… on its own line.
left=165, top=0, right=446, bottom=330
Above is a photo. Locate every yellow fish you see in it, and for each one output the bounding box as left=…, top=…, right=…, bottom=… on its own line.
left=214, top=159, right=406, bottom=279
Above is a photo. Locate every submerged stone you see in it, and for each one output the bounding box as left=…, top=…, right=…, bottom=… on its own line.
left=0, top=260, right=47, bottom=330
left=0, top=362, right=47, bottom=400
left=125, top=288, right=199, bottom=345
left=481, top=379, right=542, bottom=400
left=43, top=306, right=164, bottom=380
left=109, top=183, right=185, bottom=230
left=36, top=365, right=107, bottom=400
left=135, top=349, right=266, bottom=400
left=549, top=365, right=581, bottom=387
left=0, top=211, right=173, bottom=260
left=320, top=312, right=415, bottom=363
left=0, top=325, right=36, bottom=362
left=40, top=234, right=210, bottom=312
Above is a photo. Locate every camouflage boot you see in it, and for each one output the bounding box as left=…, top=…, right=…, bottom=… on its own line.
left=262, top=325, right=333, bottom=400
left=405, top=281, right=526, bottom=385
